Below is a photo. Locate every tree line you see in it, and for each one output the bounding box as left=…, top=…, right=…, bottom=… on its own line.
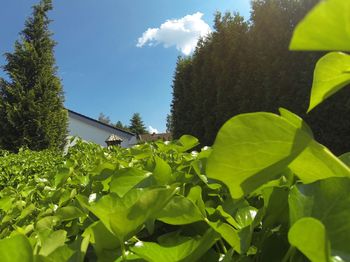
left=98, top=112, right=148, bottom=135
left=170, top=0, right=350, bottom=154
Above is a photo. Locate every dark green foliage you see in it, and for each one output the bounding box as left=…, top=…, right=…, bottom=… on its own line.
left=166, top=113, right=173, bottom=133
left=128, top=113, right=147, bottom=134
left=171, top=0, right=350, bottom=154
left=0, top=0, right=68, bottom=152
left=171, top=57, right=194, bottom=139
left=115, top=120, right=124, bottom=129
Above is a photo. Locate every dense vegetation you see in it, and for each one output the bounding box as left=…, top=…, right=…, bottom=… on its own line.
left=1, top=0, right=350, bottom=261
left=171, top=0, right=350, bottom=154
left=0, top=0, right=68, bottom=152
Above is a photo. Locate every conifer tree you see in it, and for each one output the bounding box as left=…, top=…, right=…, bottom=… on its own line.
left=115, top=121, right=124, bottom=129
left=128, top=113, right=147, bottom=134
left=98, top=112, right=111, bottom=125
left=165, top=114, right=173, bottom=133
left=170, top=0, right=350, bottom=153
left=0, top=0, right=67, bottom=152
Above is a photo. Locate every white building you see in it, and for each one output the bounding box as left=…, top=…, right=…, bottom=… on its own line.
left=68, top=110, right=137, bottom=147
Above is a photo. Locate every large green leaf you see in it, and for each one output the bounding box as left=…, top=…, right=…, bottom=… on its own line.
left=55, top=206, right=85, bottom=221
left=288, top=217, right=330, bottom=262
left=109, top=167, right=151, bottom=197
left=289, top=177, right=350, bottom=260
left=289, top=0, right=350, bottom=51
left=207, top=112, right=312, bottom=199
left=289, top=140, right=350, bottom=183
left=0, top=235, right=33, bottom=262
left=86, top=186, right=178, bottom=242
left=307, top=52, right=350, bottom=112
left=152, top=156, right=173, bottom=185
left=39, top=230, right=67, bottom=256
left=177, top=135, right=199, bottom=152
left=82, top=221, right=120, bottom=261
left=280, top=108, right=350, bottom=182
left=157, top=195, right=204, bottom=225
left=130, top=229, right=219, bottom=262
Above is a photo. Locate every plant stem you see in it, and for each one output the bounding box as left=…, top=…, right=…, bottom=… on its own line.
left=121, top=241, right=127, bottom=261
left=282, top=246, right=295, bottom=262
left=219, top=239, right=228, bottom=254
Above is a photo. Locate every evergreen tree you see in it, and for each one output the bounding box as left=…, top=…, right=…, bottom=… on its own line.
left=0, top=0, right=67, bottom=152
left=166, top=114, right=173, bottom=133
left=115, top=120, right=130, bottom=131
left=128, top=113, right=147, bottom=134
left=98, top=112, right=111, bottom=125
left=115, top=121, right=124, bottom=129
left=171, top=57, right=194, bottom=139
left=170, top=0, right=350, bottom=154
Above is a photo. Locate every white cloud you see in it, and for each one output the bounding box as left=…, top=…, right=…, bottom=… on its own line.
left=148, top=126, right=159, bottom=134
left=137, top=12, right=212, bottom=55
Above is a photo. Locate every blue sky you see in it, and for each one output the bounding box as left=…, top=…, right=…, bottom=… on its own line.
left=0, top=0, right=250, bottom=133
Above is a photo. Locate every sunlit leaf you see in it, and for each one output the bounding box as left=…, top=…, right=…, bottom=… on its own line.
left=290, top=0, right=350, bottom=51
left=307, top=52, right=350, bottom=112
left=289, top=217, right=330, bottom=262
left=0, top=235, right=33, bottom=262
left=207, top=112, right=312, bottom=198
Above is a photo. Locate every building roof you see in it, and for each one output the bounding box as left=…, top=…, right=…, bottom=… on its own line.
left=68, top=109, right=135, bottom=136
left=138, top=133, right=172, bottom=142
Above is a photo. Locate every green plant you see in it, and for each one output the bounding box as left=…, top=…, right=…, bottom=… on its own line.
left=0, top=0, right=349, bottom=261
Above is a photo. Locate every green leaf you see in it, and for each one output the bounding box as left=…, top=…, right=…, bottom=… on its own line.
left=54, top=167, right=71, bottom=188
left=234, top=206, right=258, bottom=229
left=289, top=140, right=350, bottom=183
left=17, top=203, right=36, bottom=221
left=157, top=195, right=204, bottom=225
left=39, top=230, right=67, bottom=256
left=0, top=235, right=33, bottom=262
left=288, top=217, right=330, bottom=262
left=207, top=220, right=241, bottom=253
left=178, top=135, right=199, bottom=152
left=279, top=108, right=350, bottom=182
left=0, top=197, right=13, bottom=212
left=86, top=191, right=142, bottom=242
left=186, top=186, right=206, bottom=217
left=207, top=112, right=312, bottom=199
left=279, top=108, right=313, bottom=137
left=130, top=229, right=219, bottom=262
left=46, top=245, right=75, bottom=261
left=55, top=206, right=85, bottom=221
left=307, top=52, right=350, bottom=112
left=339, top=152, right=350, bottom=166
left=82, top=221, right=119, bottom=260
left=152, top=156, right=173, bottom=185
left=109, top=167, right=151, bottom=197
left=289, top=178, right=350, bottom=259
left=289, top=0, right=350, bottom=51
left=87, top=186, right=178, bottom=242
left=36, top=216, right=59, bottom=231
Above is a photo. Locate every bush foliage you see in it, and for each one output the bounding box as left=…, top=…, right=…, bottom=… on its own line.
left=1, top=0, right=350, bottom=261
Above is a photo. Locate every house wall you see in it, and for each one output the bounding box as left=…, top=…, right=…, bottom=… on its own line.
left=68, top=113, right=137, bottom=147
